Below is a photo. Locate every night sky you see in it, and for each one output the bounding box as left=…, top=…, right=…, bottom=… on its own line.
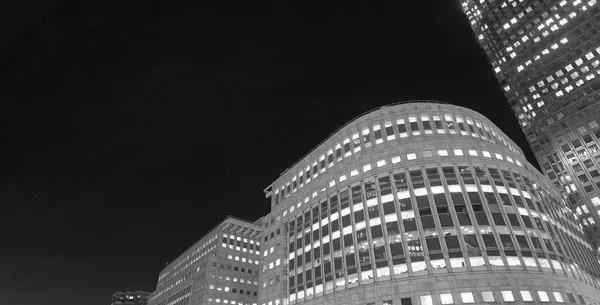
left=1, top=1, right=538, bottom=305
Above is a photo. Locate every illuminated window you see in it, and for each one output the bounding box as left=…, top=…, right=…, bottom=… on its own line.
left=482, top=151, right=491, bottom=158
left=481, top=291, right=494, bottom=302
left=352, top=133, right=361, bottom=152
left=498, top=291, right=515, bottom=302
left=438, top=150, right=448, bottom=156
left=468, top=149, right=477, bottom=156
left=454, top=149, right=464, bottom=156
left=440, top=293, right=453, bottom=304
left=407, top=153, right=417, bottom=160
left=420, top=295, right=433, bottom=305
left=461, top=292, right=475, bottom=303
left=363, top=164, right=372, bottom=172
left=537, top=291, right=550, bottom=302
left=362, top=128, right=371, bottom=148
left=351, top=169, right=359, bottom=177
left=391, top=156, right=401, bottom=164
left=553, top=292, right=564, bottom=303
left=520, top=291, right=533, bottom=302
left=377, top=159, right=387, bottom=167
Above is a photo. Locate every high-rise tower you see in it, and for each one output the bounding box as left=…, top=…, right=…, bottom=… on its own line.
left=459, top=0, right=600, bottom=247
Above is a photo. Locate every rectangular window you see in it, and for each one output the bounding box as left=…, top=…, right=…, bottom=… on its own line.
left=335, top=143, right=342, bottom=161
left=445, top=114, right=456, bottom=134
left=501, top=291, right=515, bottom=302
left=409, top=116, right=420, bottom=136
left=343, top=138, right=351, bottom=157
left=385, top=121, right=395, bottom=140
left=481, top=291, right=494, bottom=302
left=374, top=124, right=383, bottom=144
left=352, top=133, right=361, bottom=152
left=433, top=115, right=444, bottom=133
left=520, top=291, right=533, bottom=302
left=362, top=128, right=371, bottom=148
left=421, top=115, right=432, bottom=134
left=397, top=119, right=408, bottom=137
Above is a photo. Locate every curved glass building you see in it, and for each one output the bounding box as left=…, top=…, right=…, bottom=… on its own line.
left=259, top=102, right=600, bottom=305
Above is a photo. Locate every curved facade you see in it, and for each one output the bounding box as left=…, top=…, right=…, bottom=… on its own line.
left=259, top=102, right=600, bottom=305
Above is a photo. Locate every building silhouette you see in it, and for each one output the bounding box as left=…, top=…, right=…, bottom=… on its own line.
left=459, top=0, right=600, bottom=247
left=111, top=291, right=150, bottom=305
left=260, top=102, right=600, bottom=305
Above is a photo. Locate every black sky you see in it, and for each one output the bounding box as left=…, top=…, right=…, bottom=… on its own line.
left=1, top=1, right=538, bottom=305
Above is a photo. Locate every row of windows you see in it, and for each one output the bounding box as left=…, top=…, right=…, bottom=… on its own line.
left=207, top=285, right=257, bottom=296
left=221, top=234, right=261, bottom=256
left=273, top=111, right=521, bottom=207
left=209, top=272, right=258, bottom=286
left=205, top=298, right=256, bottom=305
left=226, top=254, right=259, bottom=266
left=308, top=288, right=585, bottom=304
left=261, top=274, right=282, bottom=288
left=278, top=147, right=543, bottom=226
left=418, top=289, right=574, bottom=304
left=214, top=262, right=257, bottom=274
left=284, top=166, right=599, bottom=295
left=288, top=165, right=585, bottom=246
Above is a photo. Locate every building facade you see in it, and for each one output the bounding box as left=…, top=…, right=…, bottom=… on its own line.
left=147, top=216, right=262, bottom=305
left=111, top=291, right=150, bottom=305
left=458, top=0, right=600, bottom=246
left=260, top=102, right=600, bottom=305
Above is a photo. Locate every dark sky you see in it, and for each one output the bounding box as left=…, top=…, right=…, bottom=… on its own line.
left=1, top=1, right=538, bottom=305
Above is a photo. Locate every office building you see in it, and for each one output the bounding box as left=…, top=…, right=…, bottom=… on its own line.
left=147, top=216, right=262, bottom=305
left=260, top=102, right=600, bottom=305
left=111, top=291, right=150, bottom=305
left=459, top=0, right=600, bottom=247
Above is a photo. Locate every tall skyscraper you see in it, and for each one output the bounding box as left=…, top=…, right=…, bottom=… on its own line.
left=147, top=216, right=262, bottom=305
left=459, top=0, right=600, bottom=247
left=260, top=101, right=600, bottom=305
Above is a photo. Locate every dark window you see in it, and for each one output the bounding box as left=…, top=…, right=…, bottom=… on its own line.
left=468, top=192, right=482, bottom=204
left=433, top=194, right=447, bottom=206
left=481, top=234, right=497, bottom=248
left=492, top=213, right=505, bottom=225
left=500, top=235, right=514, bottom=248
left=416, top=196, right=430, bottom=209
left=383, top=201, right=396, bottom=214
left=403, top=218, right=417, bottom=232
left=463, top=235, right=481, bottom=255
left=426, top=237, right=441, bottom=251
left=399, top=197, right=412, bottom=210
left=421, top=215, right=435, bottom=229
left=445, top=235, right=460, bottom=250
left=390, top=241, right=403, bottom=256
left=451, top=193, right=465, bottom=205
left=484, top=192, right=497, bottom=204
left=439, top=213, right=454, bottom=227
left=475, top=212, right=489, bottom=225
